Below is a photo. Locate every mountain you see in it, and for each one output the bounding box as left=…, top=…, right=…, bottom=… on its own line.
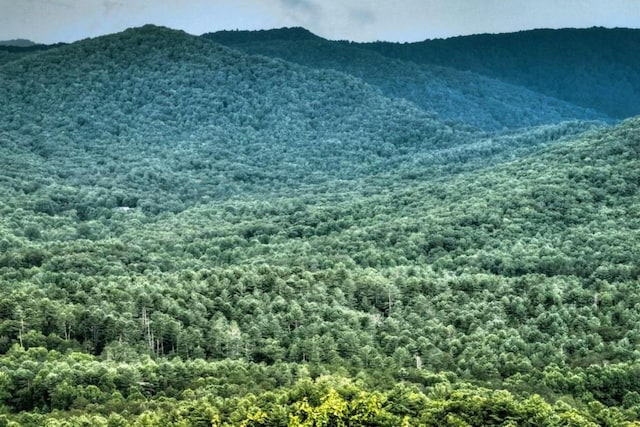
left=1, top=24, right=639, bottom=425
left=0, top=38, right=35, bottom=47
left=0, top=25, right=459, bottom=213
left=1, top=24, right=602, bottom=220
left=205, top=28, right=610, bottom=131
left=362, top=27, right=640, bottom=119
left=0, top=41, right=66, bottom=65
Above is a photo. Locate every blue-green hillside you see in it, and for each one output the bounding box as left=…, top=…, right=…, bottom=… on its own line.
left=362, top=27, right=640, bottom=119
left=205, top=27, right=610, bottom=131
left=1, top=25, right=603, bottom=219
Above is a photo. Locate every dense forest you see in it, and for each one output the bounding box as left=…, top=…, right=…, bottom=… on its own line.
left=1, top=24, right=640, bottom=425
left=204, top=27, right=611, bottom=131
left=361, top=27, right=640, bottom=119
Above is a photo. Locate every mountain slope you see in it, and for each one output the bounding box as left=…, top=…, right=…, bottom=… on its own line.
left=0, top=25, right=464, bottom=213
left=0, top=114, right=639, bottom=424
left=0, top=42, right=64, bottom=65
left=1, top=24, right=603, bottom=220
left=362, top=27, right=640, bottom=119
left=205, top=28, right=609, bottom=131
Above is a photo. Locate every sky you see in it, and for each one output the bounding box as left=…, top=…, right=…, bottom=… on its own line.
left=1, top=0, right=640, bottom=44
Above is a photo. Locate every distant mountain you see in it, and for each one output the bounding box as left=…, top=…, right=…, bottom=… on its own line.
left=0, top=38, right=35, bottom=47
left=0, top=24, right=604, bottom=219
left=205, top=28, right=610, bottom=131
left=361, top=27, right=640, bottom=119
left=207, top=27, right=322, bottom=44
left=0, top=41, right=66, bottom=65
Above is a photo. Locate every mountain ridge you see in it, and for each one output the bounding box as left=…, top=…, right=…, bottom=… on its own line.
left=0, top=24, right=469, bottom=216
left=0, top=38, right=36, bottom=47
left=361, top=26, right=640, bottom=118
left=204, top=26, right=618, bottom=130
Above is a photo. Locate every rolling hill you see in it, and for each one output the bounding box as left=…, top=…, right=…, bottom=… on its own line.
left=0, top=25, right=464, bottom=214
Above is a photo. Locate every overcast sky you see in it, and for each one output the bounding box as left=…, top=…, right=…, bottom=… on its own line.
left=1, top=0, right=640, bottom=44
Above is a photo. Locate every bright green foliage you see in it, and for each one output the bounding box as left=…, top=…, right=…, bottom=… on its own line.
left=0, top=376, right=622, bottom=426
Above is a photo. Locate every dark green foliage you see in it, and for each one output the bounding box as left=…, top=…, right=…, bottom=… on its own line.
left=204, top=28, right=611, bottom=131
left=362, top=27, right=640, bottom=119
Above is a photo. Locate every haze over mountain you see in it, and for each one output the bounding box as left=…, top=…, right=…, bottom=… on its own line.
left=0, top=38, right=36, bottom=47
left=1, top=24, right=640, bottom=425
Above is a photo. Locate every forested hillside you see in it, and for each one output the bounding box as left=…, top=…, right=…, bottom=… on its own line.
left=1, top=24, right=640, bottom=426
left=362, top=27, right=640, bottom=119
left=0, top=42, right=63, bottom=65
left=205, top=28, right=609, bottom=131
